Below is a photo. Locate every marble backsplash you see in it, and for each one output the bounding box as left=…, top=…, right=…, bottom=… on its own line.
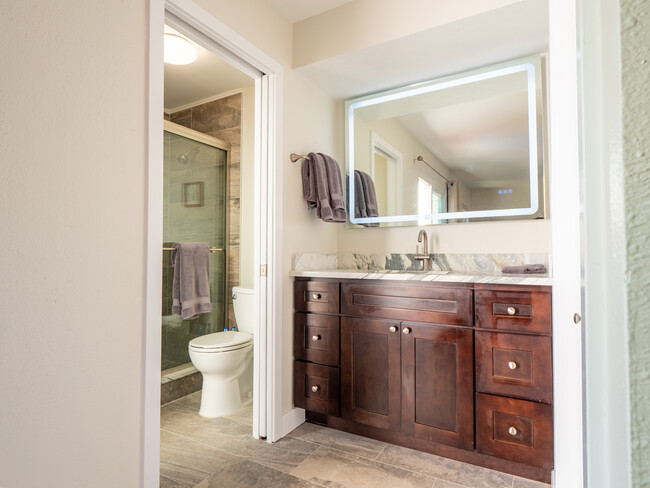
left=293, top=252, right=551, bottom=275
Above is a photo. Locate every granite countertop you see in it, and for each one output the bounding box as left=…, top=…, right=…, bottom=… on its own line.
left=289, top=269, right=553, bottom=286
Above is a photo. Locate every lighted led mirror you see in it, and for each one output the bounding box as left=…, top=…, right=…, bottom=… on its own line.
left=345, top=55, right=547, bottom=227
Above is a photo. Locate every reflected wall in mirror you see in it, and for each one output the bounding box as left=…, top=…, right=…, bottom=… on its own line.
left=345, top=55, right=547, bottom=227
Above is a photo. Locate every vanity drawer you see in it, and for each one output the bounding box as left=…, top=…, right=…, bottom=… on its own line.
left=341, top=282, right=473, bottom=326
left=475, top=331, right=552, bottom=403
left=294, top=361, right=340, bottom=417
left=294, top=280, right=340, bottom=314
left=294, top=313, right=340, bottom=366
left=476, top=393, right=553, bottom=470
left=475, top=285, right=551, bottom=334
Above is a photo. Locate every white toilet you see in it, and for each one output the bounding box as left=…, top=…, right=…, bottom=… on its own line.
left=188, top=287, right=255, bottom=418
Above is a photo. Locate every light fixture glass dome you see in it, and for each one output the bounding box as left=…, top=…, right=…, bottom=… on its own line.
left=164, top=33, right=197, bottom=65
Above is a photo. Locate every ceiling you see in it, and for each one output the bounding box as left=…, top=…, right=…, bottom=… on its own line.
left=265, top=0, right=354, bottom=23
left=164, top=26, right=255, bottom=112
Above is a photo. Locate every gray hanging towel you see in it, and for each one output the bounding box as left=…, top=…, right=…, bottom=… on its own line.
left=171, top=242, right=212, bottom=320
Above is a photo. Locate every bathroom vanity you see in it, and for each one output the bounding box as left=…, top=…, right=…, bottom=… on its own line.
left=293, top=275, right=553, bottom=483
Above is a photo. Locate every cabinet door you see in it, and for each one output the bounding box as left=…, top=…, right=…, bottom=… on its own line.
left=341, top=317, right=401, bottom=431
left=401, top=322, right=474, bottom=450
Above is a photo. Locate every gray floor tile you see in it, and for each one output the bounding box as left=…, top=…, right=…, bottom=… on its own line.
left=161, top=403, right=318, bottom=473
left=195, top=458, right=322, bottom=488
left=513, top=476, right=550, bottom=488
left=376, top=444, right=513, bottom=488
left=287, top=421, right=387, bottom=460
left=172, top=391, right=202, bottom=412
left=291, top=445, right=436, bottom=488
left=160, top=463, right=208, bottom=487
left=159, top=474, right=192, bottom=488
left=224, top=403, right=254, bottom=425
left=160, top=429, right=239, bottom=476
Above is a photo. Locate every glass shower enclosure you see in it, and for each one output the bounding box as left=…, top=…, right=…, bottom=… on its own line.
left=161, top=121, right=229, bottom=373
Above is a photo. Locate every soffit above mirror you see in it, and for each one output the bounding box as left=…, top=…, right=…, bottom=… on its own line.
left=294, top=0, right=548, bottom=100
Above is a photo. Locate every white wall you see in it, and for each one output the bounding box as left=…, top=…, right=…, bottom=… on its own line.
left=0, top=2, right=147, bottom=487
left=293, top=0, right=524, bottom=67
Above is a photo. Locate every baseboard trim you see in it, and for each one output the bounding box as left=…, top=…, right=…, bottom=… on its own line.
left=281, top=407, right=305, bottom=437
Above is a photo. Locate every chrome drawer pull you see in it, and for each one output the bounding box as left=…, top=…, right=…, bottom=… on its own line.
left=508, top=361, right=518, bottom=370
left=389, top=326, right=397, bottom=333
left=402, top=327, right=411, bottom=335
left=508, top=426, right=518, bottom=436
left=311, top=385, right=320, bottom=393
left=312, top=293, right=322, bottom=300
left=311, top=334, right=321, bottom=342
left=507, top=306, right=517, bottom=315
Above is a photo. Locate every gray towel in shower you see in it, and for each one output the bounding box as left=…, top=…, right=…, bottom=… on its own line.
left=171, top=242, right=212, bottom=320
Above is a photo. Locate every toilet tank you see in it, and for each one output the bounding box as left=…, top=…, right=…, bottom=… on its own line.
left=232, top=287, right=255, bottom=335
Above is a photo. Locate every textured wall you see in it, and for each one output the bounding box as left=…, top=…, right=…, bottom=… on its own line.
left=621, top=0, right=650, bottom=485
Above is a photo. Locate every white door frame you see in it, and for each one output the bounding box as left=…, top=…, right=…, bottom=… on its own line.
left=144, top=0, right=284, bottom=485
left=548, top=0, right=585, bottom=486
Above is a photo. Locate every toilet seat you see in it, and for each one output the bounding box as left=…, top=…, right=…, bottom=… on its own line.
left=189, top=331, right=253, bottom=353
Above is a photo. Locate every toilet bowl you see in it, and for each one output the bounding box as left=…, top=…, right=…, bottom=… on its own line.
left=188, top=286, right=255, bottom=418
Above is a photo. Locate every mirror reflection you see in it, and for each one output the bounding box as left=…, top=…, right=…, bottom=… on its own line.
left=345, top=56, right=546, bottom=227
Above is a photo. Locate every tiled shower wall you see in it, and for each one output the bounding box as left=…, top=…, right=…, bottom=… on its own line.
left=167, top=93, right=242, bottom=329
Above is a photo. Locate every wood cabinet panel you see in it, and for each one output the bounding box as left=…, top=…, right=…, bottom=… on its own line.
left=475, top=286, right=551, bottom=334
left=341, top=282, right=473, bottom=326
left=476, top=393, right=553, bottom=470
left=475, top=331, right=552, bottom=403
left=294, top=312, right=340, bottom=366
left=401, top=322, right=474, bottom=450
left=294, top=361, right=340, bottom=417
left=295, top=280, right=340, bottom=314
left=341, top=317, right=401, bottom=431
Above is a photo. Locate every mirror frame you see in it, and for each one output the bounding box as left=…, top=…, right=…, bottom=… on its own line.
left=345, top=56, right=544, bottom=225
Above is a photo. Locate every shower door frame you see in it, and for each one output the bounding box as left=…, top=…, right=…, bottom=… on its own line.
left=161, top=121, right=231, bottom=375
left=145, top=0, right=285, bottom=485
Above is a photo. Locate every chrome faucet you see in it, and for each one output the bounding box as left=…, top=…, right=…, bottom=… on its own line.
left=414, top=230, right=432, bottom=271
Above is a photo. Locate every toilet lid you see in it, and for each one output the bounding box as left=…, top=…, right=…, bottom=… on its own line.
left=189, top=331, right=253, bottom=352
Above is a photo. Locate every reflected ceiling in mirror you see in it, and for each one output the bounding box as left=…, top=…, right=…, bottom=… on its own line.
left=345, top=56, right=547, bottom=227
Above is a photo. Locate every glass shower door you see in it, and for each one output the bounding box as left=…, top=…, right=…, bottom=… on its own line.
left=161, top=127, right=228, bottom=372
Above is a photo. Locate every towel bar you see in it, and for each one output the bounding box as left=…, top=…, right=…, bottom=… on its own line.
left=162, top=247, right=223, bottom=253
left=290, top=153, right=309, bottom=163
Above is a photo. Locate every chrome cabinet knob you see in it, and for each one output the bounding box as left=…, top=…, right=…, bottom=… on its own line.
left=311, top=385, right=320, bottom=393
left=311, top=334, right=321, bottom=342
left=389, top=326, right=397, bottom=333
left=402, top=327, right=411, bottom=335
left=508, top=361, right=518, bottom=370
left=508, top=426, right=518, bottom=436
left=312, top=293, right=321, bottom=300
left=507, top=306, right=517, bottom=315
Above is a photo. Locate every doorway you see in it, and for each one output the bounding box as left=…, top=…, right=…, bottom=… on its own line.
left=145, top=1, right=284, bottom=485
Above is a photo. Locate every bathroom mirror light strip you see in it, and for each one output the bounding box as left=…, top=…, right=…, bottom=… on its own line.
left=162, top=247, right=224, bottom=253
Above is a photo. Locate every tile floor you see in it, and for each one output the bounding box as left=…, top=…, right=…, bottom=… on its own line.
left=160, top=391, right=550, bottom=488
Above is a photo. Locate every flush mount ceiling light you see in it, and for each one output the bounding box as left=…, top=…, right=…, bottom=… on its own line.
left=164, top=33, right=197, bottom=65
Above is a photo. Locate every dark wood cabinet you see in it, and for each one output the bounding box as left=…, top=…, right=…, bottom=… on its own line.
left=293, top=278, right=553, bottom=484
left=401, top=321, right=474, bottom=450
left=340, top=317, right=401, bottom=431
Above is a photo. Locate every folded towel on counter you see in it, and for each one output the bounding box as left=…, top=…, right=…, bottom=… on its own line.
left=502, top=264, right=547, bottom=274
left=171, top=242, right=212, bottom=320
left=301, top=152, right=346, bottom=223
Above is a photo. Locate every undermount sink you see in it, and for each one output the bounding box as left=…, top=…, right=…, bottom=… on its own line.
left=368, top=269, right=451, bottom=275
